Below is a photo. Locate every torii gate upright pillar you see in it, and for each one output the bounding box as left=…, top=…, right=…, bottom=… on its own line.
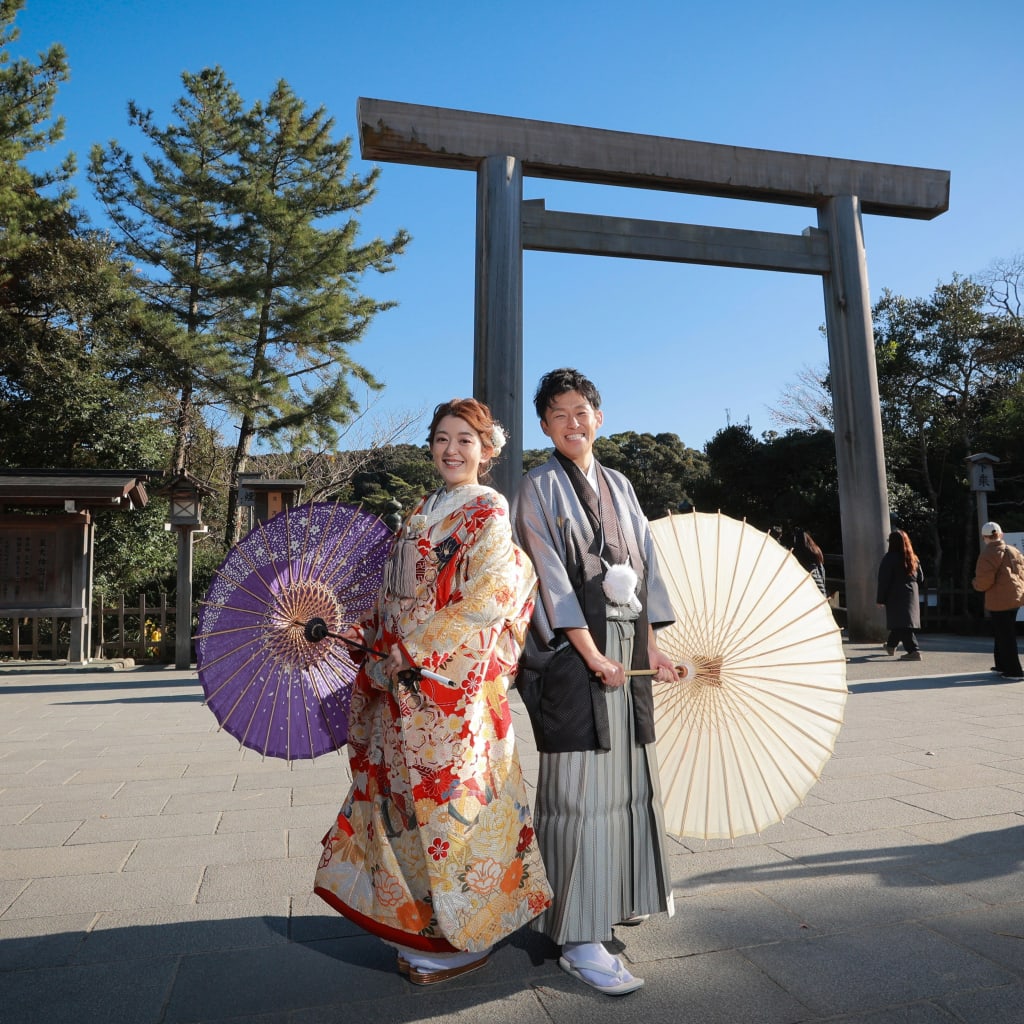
left=474, top=155, right=524, bottom=495
left=819, top=196, right=891, bottom=638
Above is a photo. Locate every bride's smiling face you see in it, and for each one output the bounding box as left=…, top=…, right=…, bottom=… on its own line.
left=431, top=415, right=493, bottom=490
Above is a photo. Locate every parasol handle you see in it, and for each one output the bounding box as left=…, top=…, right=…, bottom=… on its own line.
left=301, top=617, right=458, bottom=689
left=626, top=658, right=697, bottom=680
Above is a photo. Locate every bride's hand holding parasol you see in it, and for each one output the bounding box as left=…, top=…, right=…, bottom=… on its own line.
left=381, top=645, right=414, bottom=685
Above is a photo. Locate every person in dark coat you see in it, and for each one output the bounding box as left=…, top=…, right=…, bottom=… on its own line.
left=876, top=529, right=924, bottom=660
left=790, top=528, right=827, bottom=596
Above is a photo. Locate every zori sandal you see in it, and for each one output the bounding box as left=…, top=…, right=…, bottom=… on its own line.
left=558, top=955, right=644, bottom=995
left=408, top=953, right=490, bottom=986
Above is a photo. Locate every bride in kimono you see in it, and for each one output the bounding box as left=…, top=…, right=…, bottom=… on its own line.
left=314, top=398, right=551, bottom=985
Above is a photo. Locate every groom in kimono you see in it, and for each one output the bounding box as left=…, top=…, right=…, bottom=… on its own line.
left=512, top=367, right=679, bottom=996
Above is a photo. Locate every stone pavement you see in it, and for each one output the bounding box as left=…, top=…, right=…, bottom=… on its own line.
left=1, top=632, right=1023, bottom=1024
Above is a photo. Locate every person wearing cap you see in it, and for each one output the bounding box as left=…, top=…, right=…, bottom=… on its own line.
left=972, top=522, right=1024, bottom=680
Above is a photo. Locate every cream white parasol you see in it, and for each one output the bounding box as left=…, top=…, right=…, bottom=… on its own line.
left=647, top=511, right=847, bottom=840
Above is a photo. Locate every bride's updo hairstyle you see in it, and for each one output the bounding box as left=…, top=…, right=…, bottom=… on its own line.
left=427, top=398, right=507, bottom=482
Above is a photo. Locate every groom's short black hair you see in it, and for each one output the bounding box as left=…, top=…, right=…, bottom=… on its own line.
left=533, top=368, right=602, bottom=420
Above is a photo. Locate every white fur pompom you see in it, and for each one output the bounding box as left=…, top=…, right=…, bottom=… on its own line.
left=602, top=561, right=641, bottom=612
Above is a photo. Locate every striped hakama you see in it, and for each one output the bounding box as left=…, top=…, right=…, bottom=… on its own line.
left=530, top=616, right=674, bottom=944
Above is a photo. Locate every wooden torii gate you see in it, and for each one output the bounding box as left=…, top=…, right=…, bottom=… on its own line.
left=357, top=98, right=950, bottom=641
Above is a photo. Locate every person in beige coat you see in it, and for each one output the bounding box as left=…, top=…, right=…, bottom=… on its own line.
left=972, top=522, right=1024, bottom=679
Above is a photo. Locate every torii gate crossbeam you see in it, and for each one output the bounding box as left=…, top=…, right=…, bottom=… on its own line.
left=357, top=98, right=950, bottom=641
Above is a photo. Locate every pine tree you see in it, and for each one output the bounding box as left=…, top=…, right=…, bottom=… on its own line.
left=0, top=0, right=74, bottom=251
left=89, top=67, right=245, bottom=474
left=217, top=79, right=409, bottom=542
left=90, top=68, right=410, bottom=545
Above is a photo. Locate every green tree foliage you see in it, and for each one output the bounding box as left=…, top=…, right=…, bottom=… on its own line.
left=0, top=0, right=171, bottom=476
left=690, top=424, right=840, bottom=552
left=344, top=444, right=437, bottom=518
left=0, top=0, right=73, bottom=250
left=592, top=431, right=704, bottom=521
left=873, top=275, right=1024, bottom=589
left=0, top=3, right=177, bottom=595
left=0, top=212, right=166, bottom=464
left=0, top=209, right=177, bottom=595
left=90, top=68, right=411, bottom=547
left=88, top=67, right=245, bottom=477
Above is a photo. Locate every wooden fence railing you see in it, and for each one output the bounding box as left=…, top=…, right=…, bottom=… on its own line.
left=0, top=593, right=197, bottom=663
left=0, top=615, right=70, bottom=661
left=92, top=592, right=185, bottom=663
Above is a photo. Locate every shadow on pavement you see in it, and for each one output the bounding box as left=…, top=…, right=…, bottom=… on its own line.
left=684, top=824, right=1024, bottom=889
left=848, top=673, right=1004, bottom=693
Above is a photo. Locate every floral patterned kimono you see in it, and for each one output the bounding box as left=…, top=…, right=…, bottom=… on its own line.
left=314, top=485, right=552, bottom=953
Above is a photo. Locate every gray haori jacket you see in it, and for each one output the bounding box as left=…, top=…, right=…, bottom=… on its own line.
left=511, top=456, right=675, bottom=752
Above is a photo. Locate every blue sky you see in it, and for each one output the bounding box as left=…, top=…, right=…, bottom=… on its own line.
left=13, top=0, right=1023, bottom=452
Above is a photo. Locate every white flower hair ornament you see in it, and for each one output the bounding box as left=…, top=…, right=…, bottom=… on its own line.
left=487, top=422, right=507, bottom=458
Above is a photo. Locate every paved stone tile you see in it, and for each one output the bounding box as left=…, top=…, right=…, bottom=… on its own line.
left=624, top=887, right=807, bottom=958
left=767, top=827, right=963, bottom=869
left=71, top=899, right=292, bottom=963
left=803, top=773, right=935, bottom=804
left=821, top=753, right=928, bottom=778
left=290, top=782, right=350, bottom=807
left=2, top=865, right=203, bottom=919
left=892, top=763, right=1024, bottom=789
left=0, top=781, right=122, bottom=803
left=895, top=785, right=1024, bottom=818
left=739, top=923, right=1015, bottom=1017
left=22, top=793, right=171, bottom=822
left=1, top=957, right=177, bottom=1024
left=4, top=638, right=1024, bottom=1023
left=924, top=904, right=1024, bottom=975
left=164, top=938, right=403, bottom=1022
left=216, top=804, right=333, bottom=835
left=197, top=857, right=319, bottom=903
left=788, top=797, right=947, bottom=835
left=830, top=738, right=923, bottom=759
left=233, top=767, right=342, bottom=792
left=124, top=831, right=288, bottom=871
left=0, top=763, right=78, bottom=785
left=667, top=815, right=823, bottom=852
left=66, top=809, right=222, bottom=844
left=64, top=763, right=190, bottom=784
left=753, top=870, right=985, bottom=933
left=0, top=840, right=136, bottom=880
left=0, top=912, right=94, bottom=969
left=287, top=827, right=328, bottom=858
left=0, top=802, right=42, bottom=824
left=911, top=849, right=1024, bottom=903
left=0, top=877, right=28, bottom=915
left=771, top=1000, right=961, bottom=1023
left=941, top=986, right=1024, bottom=1024
left=901, top=812, right=1024, bottom=852
left=666, top=842, right=794, bottom=896
left=0, top=819, right=80, bottom=849
left=163, top=787, right=292, bottom=814
left=532, top=948, right=811, bottom=1024
left=895, top=745, right=1021, bottom=767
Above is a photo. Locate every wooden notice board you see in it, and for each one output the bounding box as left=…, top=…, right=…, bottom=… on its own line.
left=0, top=513, right=90, bottom=616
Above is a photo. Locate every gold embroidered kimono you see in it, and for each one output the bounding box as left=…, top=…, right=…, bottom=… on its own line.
left=314, top=485, right=551, bottom=952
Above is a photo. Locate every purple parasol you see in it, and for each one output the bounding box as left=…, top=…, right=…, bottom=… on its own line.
left=196, top=502, right=392, bottom=761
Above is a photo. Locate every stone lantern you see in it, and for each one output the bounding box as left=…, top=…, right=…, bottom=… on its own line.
left=157, top=472, right=216, bottom=670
